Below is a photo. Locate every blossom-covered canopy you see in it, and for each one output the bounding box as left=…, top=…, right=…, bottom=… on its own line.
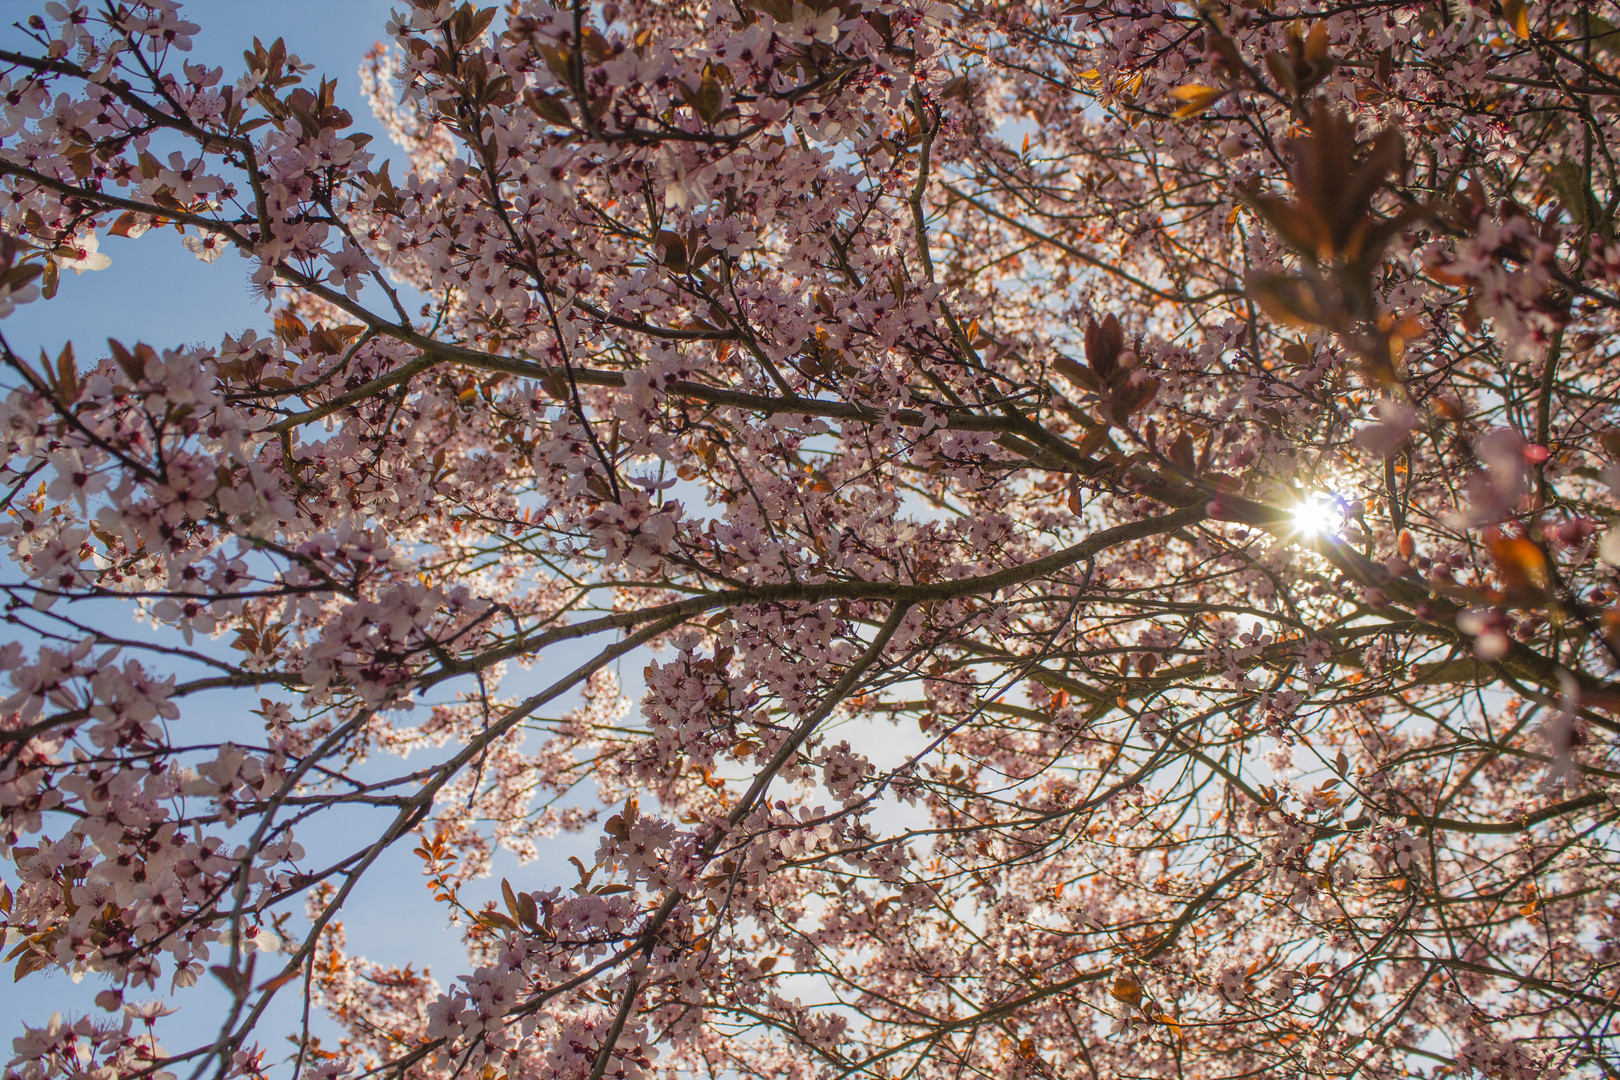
left=1, top=1, right=1618, bottom=1079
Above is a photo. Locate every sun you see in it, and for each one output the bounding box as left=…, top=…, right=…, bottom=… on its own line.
left=1290, top=493, right=1344, bottom=538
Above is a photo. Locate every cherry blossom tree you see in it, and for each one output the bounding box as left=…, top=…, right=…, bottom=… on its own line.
left=1, top=0, right=1619, bottom=1078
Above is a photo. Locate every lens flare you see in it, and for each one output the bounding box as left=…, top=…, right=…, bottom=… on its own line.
left=1290, top=493, right=1344, bottom=538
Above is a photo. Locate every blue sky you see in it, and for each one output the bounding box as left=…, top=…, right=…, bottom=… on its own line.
left=3, top=0, right=401, bottom=359
left=0, top=1, right=597, bottom=1067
